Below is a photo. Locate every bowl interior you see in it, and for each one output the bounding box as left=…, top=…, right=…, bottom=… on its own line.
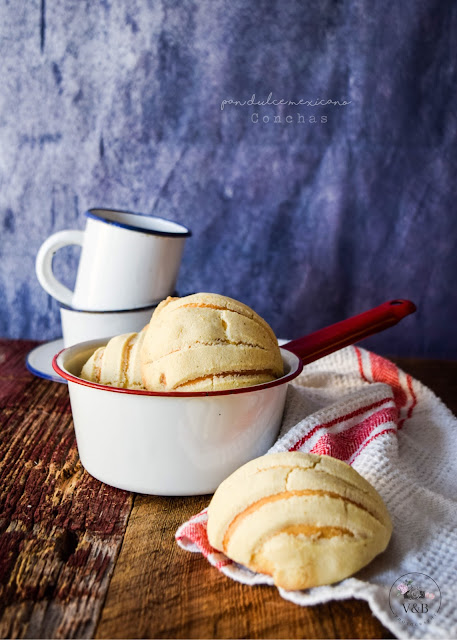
left=62, top=339, right=107, bottom=376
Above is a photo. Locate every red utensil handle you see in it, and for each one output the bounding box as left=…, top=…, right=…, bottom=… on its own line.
left=283, top=299, right=416, bottom=365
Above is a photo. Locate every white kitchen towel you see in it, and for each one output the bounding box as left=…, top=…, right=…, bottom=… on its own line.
left=176, top=346, right=457, bottom=639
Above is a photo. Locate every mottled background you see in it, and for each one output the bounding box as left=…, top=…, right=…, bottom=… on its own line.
left=0, top=0, right=456, bottom=357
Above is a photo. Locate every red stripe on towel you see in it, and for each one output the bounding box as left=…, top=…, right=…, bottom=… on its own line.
left=309, top=406, right=397, bottom=462
left=369, top=352, right=407, bottom=414
left=288, top=397, right=393, bottom=452
left=176, top=521, right=213, bottom=557
left=355, top=346, right=370, bottom=382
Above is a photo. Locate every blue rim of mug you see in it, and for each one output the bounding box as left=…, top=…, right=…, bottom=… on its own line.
left=58, top=292, right=184, bottom=314
left=59, top=301, right=166, bottom=314
left=86, top=208, right=192, bottom=238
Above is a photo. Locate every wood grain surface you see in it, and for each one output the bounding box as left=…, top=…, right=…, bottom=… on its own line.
left=0, top=340, right=133, bottom=639
left=0, top=339, right=455, bottom=639
left=95, top=493, right=390, bottom=640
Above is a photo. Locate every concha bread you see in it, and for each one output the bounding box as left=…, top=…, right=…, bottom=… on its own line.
left=207, top=452, right=392, bottom=590
left=141, top=293, right=284, bottom=392
left=80, top=329, right=146, bottom=390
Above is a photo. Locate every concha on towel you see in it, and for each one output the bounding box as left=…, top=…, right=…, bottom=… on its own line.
left=207, top=452, right=392, bottom=590
left=80, top=329, right=146, bottom=390
left=140, top=293, right=284, bottom=392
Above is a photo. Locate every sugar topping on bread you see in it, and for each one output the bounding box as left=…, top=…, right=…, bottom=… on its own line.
left=140, top=293, right=284, bottom=392
left=207, top=451, right=392, bottom=590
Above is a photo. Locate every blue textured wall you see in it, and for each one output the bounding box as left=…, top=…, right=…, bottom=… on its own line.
left=1, top=1, right=456, bottom=357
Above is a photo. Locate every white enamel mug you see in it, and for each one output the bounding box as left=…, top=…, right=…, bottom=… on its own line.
left=60, top=302, right=158, bottom=347
left=36, top=209, right=191, bottom=311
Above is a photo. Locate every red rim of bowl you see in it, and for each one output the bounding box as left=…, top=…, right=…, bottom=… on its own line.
left=52, top=347, right=304, bottom=398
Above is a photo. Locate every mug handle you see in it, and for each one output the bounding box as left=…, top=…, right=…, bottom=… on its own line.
left=35, top=230, right=85, bottom=306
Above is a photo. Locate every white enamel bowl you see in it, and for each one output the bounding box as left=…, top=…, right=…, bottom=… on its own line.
left=52, top=299, right=416, bottom=495
left=53, top=339, right=303, bottom=496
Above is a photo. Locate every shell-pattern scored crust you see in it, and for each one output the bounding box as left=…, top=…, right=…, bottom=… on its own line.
left=140, top=293, right=284, bottom=392
left=207, top=452, right=392, bottom=591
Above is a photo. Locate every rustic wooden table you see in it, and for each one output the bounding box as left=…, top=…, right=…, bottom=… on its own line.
left=0, top=339, right=456, bottom=639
